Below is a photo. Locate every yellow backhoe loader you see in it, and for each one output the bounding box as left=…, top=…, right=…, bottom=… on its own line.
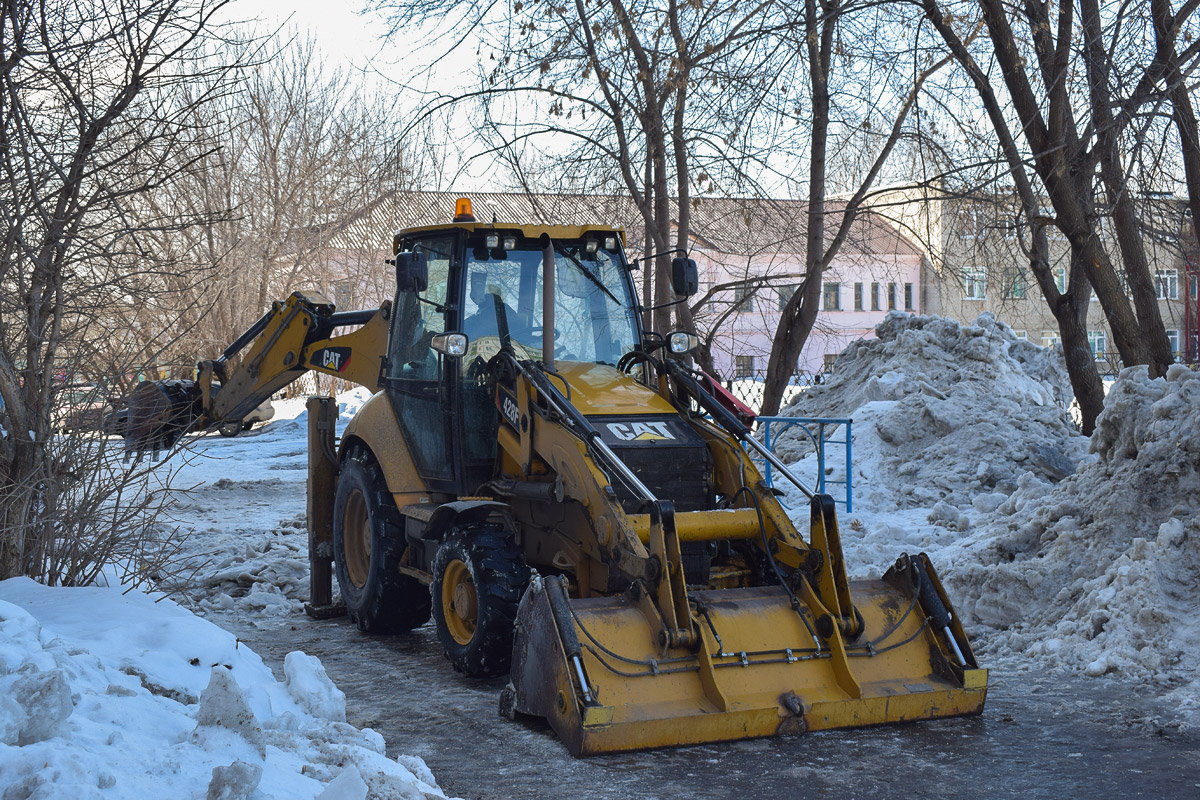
left=125, top=198, right=987, bottom=755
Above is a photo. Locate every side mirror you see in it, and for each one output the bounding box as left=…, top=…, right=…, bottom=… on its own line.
left=671, top=257, right=698, bottom=297
left=395, top=251, right=428, bottom=293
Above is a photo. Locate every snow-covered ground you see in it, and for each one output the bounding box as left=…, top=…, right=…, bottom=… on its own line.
left=2, top=310, right=1197, bottom=797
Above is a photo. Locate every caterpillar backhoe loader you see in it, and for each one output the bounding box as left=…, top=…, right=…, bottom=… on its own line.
left=125, top=198, right=987, bottom=755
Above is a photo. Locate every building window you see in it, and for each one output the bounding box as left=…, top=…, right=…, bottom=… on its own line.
left=904, top=282, right=914, bottom=311
left=958, top=204, right=987, bottom=239
left=1001, top=267, right=1026, bottom=299
left=962, top=268, right=986, bottom=300
left=1041, top=330, right=1061, bottom=348
left=871, top=282, right=881, bottom=311
left=885, top=282, right=896, bottom=310
left=1167, top=329, right=1180, bottom=356
left=777, top=284, right=797, bottom=311
left=1190, top=273, right=1198, bottom=300
left=823, top=282, right=841, bottom=311
left=1053, top=267, right=1067, bottom=294
left=854, top=282, right=864, bottom=311
left=1087, top=330, right=1107, bottom=360
left=732, top=283, right=753, bottom=311
left=1155, top=269, right=1178, bottom=300
left=1013, top=329, right=1028, bottom=340
left=734, top=355, right=755, bottom=379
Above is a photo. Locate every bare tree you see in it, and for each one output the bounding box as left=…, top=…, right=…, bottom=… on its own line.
left=374, top=2, right=811, bottom=359
left=0, top=0, right=242, bottom=583
left=137, top=36, right=412, bottom=376
left=912, top=0, right=1200, bottom=432
left=758, top=1, right=953, bottom=414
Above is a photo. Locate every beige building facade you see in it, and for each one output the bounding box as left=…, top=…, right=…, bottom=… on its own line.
left=872, top=187, right=1200, bottom=371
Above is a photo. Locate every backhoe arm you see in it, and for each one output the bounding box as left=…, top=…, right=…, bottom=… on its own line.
left=124, top=290, right=391, bottom=452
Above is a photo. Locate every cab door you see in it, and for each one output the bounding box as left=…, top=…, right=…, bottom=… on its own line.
left=385, top=235, right=457, bottom=489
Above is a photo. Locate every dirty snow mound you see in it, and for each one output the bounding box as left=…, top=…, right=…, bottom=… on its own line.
left=945, top=365, right=1200, bottom=729
left=775, top=312, right=1085, bottom=512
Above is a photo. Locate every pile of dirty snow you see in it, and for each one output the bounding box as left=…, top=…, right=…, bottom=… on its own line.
left=945, top=364, right=1200, bottom=727
left=770, top=313, right=1198, bottom=730
left=774, top=312, right=1086, bottom=514
left=0, top=577, right=453, bottom=799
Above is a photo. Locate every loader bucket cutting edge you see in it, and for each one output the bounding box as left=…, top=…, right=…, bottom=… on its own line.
left=508, top=573, right=987, bottom=756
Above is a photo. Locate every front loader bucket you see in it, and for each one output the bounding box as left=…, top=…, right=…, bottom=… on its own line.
left=507, top=558, right=987, bottom=756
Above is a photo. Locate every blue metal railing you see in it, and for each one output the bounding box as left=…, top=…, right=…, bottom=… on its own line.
left=751, top=416, right=853, bottom=512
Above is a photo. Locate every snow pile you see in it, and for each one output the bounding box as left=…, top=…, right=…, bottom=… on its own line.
left=946, top=364, right=1200, bottom=725
left=769, top=314, right=1197, bottom=729
left=774, top=312, right=1086, bottom=513
left=0, top=577, right=453, bottom=800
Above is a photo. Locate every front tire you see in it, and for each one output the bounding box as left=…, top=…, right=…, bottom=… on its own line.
left=333, top=448, right=431, bottom=633
left=218, top=421, right=241, bottom=437
left=432, top=524, right=527, bottom=677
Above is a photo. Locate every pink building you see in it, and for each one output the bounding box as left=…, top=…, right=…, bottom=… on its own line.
left=678, top=199, right=926, bottom=378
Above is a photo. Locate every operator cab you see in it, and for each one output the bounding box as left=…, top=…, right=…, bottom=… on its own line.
left=385, top=200, right=640, bottom=495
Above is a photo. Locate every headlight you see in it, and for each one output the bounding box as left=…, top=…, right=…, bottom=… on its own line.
left=585, top=239, right=599, bottom=254
left=431, top=332, right=468, bottom=357
left=666, top=331, right=700, bottom=354
left=485, top=233, right=500, bottom=249
left=503, top=235, right=517, bottom=251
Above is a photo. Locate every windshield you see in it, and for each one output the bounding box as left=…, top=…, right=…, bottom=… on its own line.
left=461, top=239, right=639, bottom=365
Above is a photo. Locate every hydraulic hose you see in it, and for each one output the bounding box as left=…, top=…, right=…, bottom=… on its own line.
left=664, top=360, right=814, bottom=499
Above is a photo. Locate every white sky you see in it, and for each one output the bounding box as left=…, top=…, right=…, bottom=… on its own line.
left=228, top=1, right=391, bottom=73
left=225, top=0, right=506, bottom=190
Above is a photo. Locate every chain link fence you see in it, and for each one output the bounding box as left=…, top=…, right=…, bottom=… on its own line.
left=718, top=367, right=830, bottom=415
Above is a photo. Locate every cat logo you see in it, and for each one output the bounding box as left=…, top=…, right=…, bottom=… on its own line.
left=606, top=421, right=676, bottom=442
left=318, top=347, right=352, bottom=373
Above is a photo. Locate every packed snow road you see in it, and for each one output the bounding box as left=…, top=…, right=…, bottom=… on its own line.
left=209, top=608, right=1200, bottom=800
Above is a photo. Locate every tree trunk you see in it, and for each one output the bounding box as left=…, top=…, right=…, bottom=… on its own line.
left=761, top=0, right=831, bottom=417
left=1055, top=254, right=1106, bottom=435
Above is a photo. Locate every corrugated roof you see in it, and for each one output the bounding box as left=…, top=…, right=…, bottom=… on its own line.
left=326, top=190, right=922, bottom=259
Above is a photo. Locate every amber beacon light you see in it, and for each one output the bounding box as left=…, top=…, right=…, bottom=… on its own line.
left=454, top=197, right=476, bottom=222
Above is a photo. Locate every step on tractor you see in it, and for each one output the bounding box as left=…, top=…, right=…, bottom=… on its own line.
left=125, top=198, right=987, bottom=755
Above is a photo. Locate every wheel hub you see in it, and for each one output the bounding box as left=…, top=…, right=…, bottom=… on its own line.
left=343, top=489, right=371, bottom=589
left=442, top=559, right=477, bottom=645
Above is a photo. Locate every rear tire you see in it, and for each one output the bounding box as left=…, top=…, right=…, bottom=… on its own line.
left=218, top=421, right=241, bottom=437
left=432, top=524, right=527, bottom=677
left=333, top=447, right=431, bottom=633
